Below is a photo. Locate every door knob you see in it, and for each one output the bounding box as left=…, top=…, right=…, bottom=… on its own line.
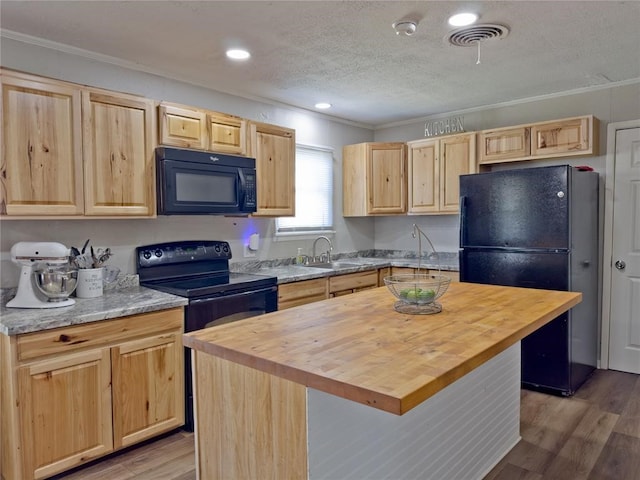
left=615, top=260, right=626, bottom=270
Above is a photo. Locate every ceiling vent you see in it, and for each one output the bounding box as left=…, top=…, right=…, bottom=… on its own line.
left=446, top=24, right=509, bottom=47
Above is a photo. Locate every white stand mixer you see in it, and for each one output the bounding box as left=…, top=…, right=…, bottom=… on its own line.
left=7, top=242, right=76, bottom=308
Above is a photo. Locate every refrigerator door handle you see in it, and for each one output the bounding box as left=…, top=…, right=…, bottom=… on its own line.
left=459, top=195, right=467, bottom=247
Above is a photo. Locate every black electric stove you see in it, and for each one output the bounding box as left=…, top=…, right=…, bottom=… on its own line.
left=136, top=240, right=277, bottom=298
left=136, top=240, right=278, bottom=431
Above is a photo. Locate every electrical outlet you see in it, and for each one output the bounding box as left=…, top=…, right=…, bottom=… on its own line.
left=243, top=245, right=256, bottom=258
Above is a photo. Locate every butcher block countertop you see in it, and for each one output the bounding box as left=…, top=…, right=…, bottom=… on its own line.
left=183, top=282, right=581, bottom=415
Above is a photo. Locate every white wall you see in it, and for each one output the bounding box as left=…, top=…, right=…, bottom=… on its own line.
left=0, top=37, right=375, bottom=287
left=371, top=82, right=640, bottom=254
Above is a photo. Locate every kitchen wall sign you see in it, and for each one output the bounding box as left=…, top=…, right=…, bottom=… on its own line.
left=424, top=116, right=465, bottom=137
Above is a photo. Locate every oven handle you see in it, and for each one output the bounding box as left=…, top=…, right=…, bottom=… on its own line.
left=189, top=285, right=277, bottom=305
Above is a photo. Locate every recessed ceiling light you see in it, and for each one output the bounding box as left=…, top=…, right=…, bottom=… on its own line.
left=226, top=49, right=250, bottom=60
left=448, top=13, right=478, bottom=27
left=315, top=102, right=332, bottom=109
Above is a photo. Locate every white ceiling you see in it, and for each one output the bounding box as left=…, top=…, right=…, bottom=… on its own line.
left=1, top=1, right=639, bottom=127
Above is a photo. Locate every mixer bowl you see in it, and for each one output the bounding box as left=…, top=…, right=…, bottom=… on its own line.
left=33, top=264, right=78, bottom=301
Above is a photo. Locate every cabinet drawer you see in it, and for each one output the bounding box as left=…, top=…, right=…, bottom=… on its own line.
left=17, top=308, right=184, bottom=362
left=278, top=278, right=328, bottom=310
left=329, top=271, right=378, bottom=294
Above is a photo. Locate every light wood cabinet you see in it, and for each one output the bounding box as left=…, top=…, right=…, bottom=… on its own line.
left=343, top=142, right=407, bottom=216
left=158, top=102, right=207, bottom=150
left=0, top=70, right=84, bottom=215
left=478, top=115, right=598, bottom=165
left=407, top=133, right=476, bottom=214
left=249, top=121, right=296, bottom=216
left=530, top=116, right=595, bottom=158
left=329, top=270, right=378, bottom=297
left=18, top=348, right=113, bottom=480
left=158, top=102, right=248, bottom=155
left=83, top=89, right=156, bottom=216
left=278, top=277, right=328, bottom=310
left=478, top=126, right=530, bottom=163
left=1, top=308, right=184, bottom=480
left=391, top=266, right=458, bottom=282
left=1, top=69, right=157, bottom=218
left=207, top=111, right=248, bottom=155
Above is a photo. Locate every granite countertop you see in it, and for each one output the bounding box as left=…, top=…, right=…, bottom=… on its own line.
left=233, top=251, right=459, bottom=284
left=1, top=251, right=458, bottom=336
left=0, top=285, right=188, bottom=336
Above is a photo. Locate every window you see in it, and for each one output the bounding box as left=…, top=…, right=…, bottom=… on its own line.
left=276, top=144, right=333, bottom=234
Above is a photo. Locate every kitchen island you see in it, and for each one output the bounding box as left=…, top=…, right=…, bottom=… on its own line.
left=183, top=281, right=581, bottom=479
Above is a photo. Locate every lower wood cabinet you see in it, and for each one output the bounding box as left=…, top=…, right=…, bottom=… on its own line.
left=1, top=308, right=184, bottom=480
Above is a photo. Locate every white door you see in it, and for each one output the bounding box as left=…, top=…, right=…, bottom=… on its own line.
left=608, top=126, right=640, bottom=373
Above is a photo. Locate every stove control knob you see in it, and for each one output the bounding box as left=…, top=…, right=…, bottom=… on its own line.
left=222, top=244, right=229, bottom=253
left=142, top=250, right=152, bottom=260
left=214, top=245, right=221, bottom=253
left=154, top=249, right=163, bottom=258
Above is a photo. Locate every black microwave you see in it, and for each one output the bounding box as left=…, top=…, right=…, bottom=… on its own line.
left=156, top=147, right=257, bottom=215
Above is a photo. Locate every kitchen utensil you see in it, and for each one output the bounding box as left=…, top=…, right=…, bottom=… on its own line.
left=384, top=273, right=451, bottom=314
left=6, top=242, right=77, bottom=308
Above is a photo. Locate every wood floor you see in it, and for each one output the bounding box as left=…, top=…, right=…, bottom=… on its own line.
left=51, top=368, right=639, bottom=480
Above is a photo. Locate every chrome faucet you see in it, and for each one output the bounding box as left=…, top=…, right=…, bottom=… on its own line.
left=312, top=236, right=333, bottom=263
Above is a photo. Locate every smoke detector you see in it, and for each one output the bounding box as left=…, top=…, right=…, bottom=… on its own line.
left=393, top=20, right=418, bottom=36
left=446, top=24, right=510, bottom=46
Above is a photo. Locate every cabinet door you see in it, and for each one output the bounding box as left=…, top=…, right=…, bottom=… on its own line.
left=18, top=349, right=113, bottom=480
left=378, top=267, right=391, bottom=286
left=478, top=127, right=530, bottom=164
left=440, top=133, right=476, bottom=213
left=159, top=102, right=207, bottom=150
left=82, top=90, right=156, bottom=216
left=249, top=121, right=295, bottom=216
left=368, top=143, right=406, bottom=214
left=530, top=116, right=591, bottom=158
left=1, top=71, right=84, bottom=216
left=111, top=330, right=184, bottom=449
left=207, top=112, right=248, bottom=155
left=408, top=139, right=439, bottom=213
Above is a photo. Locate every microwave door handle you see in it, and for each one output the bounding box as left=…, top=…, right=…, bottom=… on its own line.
left=237, top=169, right=247, bottom=207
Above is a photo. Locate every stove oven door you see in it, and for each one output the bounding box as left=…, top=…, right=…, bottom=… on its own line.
left=183, top=285, right=278, bottom=431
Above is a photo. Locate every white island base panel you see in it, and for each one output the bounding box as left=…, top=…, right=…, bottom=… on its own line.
left=307, top=342, right=521, bottom=480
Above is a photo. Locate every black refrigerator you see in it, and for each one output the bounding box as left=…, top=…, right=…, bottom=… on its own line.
left=459, top=165, right=599, bottom=396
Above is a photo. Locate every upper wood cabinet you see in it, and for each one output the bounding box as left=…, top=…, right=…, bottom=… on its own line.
left=407, top=133, right=476, bottom=214
left=478, top=126, right=530, bottom=163
left=207, top=111, right=248, bottom=155
left=1, top=69, right=157, bottom=218
left=83, top=89, right=156, bottom=216
left=158, top=101, right=248, bottom=155
left=158, top=102, right=207, bottom=150
left=343, top=142, right=407, bottom=216
left=530, top=116, right=595, bottom=158
left=248, top=121, right=296, bottom=216
left=478, top=115, right=598, bottom=165
left=1, top=70, right=84, bottom=215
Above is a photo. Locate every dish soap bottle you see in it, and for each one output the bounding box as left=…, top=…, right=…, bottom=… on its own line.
left=296, top=248, right=305, bottom=265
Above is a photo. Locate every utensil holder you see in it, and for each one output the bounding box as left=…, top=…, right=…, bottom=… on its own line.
left=76, top=267, right=104, bottom=298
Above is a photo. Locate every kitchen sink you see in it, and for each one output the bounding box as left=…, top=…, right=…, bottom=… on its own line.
left=305, top=261, right=365, bottom=269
